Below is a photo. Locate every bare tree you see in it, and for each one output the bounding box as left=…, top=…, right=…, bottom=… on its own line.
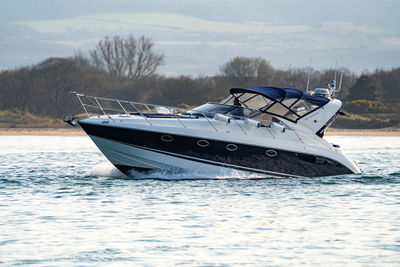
left=0, top=67, right=32, bottom=112
left=73, top=50, right=91, bottom=68
left=34, top=57, right=76, bottom=117
left=89, top=34, right=165, bottom=80
left=220, top=57, right=274, bottom=79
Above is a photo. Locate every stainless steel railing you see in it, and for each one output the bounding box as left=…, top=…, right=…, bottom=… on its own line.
left=70, top=92, right=331, bottom=148
left=71, top=91, right=255, bottom=135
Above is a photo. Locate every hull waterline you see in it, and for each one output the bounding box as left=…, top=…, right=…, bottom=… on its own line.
left=79, top=120, right=357, bottom=178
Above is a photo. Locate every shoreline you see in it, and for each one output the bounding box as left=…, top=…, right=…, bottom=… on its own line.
left=0, top=127, right=399, bottom=136
left=0, top=128, right=85, bottom=136
left=325, top=128, right=400, bottom=136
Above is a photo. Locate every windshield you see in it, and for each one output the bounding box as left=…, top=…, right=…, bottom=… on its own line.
left=188, top=103, right=258, bottom=119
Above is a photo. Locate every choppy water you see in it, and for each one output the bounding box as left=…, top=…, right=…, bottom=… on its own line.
left=0, top=135, right=399, bottom=266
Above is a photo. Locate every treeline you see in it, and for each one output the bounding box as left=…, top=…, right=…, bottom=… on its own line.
left=0, top=57, right=354, bottom=118
left=0, top=35, right=399, bottom=127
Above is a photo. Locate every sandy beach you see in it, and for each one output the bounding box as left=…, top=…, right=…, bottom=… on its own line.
left=0, top=128, right=85, bottom=136
left=0, top=127, right=399, bottom=136
left=325, top=128, right=400, bottom=136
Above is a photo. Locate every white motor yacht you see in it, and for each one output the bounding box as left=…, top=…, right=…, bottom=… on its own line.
left=66, top=81, right=360, bottom=177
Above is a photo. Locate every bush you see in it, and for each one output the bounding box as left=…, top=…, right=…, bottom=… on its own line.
left=332, top=113, right=400, bottom=129
left=0, top=108, right=61, bottom=126
left=342, top=99, right=395, bottom=114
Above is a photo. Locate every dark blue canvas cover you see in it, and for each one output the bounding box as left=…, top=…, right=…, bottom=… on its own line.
left=230, top=87, right=329, bottom=106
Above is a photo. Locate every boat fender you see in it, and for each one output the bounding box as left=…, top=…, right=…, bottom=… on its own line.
left=270, top=122, right=285, bottom=133
left=214, top=113, right=230, bottom=123
left=244, top=118, right=260, bottom=128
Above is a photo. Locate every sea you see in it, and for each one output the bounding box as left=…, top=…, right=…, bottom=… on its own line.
left=0, top=135, right=399, bottom=266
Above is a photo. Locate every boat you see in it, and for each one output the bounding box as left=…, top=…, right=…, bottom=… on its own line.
left=65, top=80, right=361, bottom=178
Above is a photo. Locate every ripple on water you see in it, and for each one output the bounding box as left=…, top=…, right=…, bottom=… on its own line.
left=0, top=136, right=399, bottom=265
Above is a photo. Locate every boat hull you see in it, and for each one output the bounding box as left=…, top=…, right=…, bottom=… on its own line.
left=79, top=121, right=356, bottom=178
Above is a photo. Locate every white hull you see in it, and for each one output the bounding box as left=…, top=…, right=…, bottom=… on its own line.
left=89, top=135, right=300, bottom=177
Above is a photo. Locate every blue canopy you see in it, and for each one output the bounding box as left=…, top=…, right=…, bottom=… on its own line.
left=230, top=87, right=329, bottom=107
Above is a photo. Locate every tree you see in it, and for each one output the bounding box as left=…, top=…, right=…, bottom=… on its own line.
left=220, top=57, right=274, bottom=81
left=346, top=74, right=382, bottom=101
left=89, top=34, right=165, bottom=80
left=374, top=67, right=400, bottom=103
left=73, top=50, right=91, bottom=68
left=274, top=66, right=309, bottom=90
left=34, top=57, right=76, bottom=117
left=0, top=67, right=32, bottom=112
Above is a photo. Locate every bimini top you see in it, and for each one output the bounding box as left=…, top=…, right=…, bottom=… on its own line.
left=230, top=86, right=329, bottom=107
left=219, top=86, right=330, bottom=122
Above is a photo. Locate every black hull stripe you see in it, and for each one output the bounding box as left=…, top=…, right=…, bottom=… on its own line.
left=79, top=121, right=354, bottom=177
left=96, top=136, right=302, bottom=177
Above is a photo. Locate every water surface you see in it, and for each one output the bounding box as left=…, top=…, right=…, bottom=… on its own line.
left=0, top=136, right=399, bottom=266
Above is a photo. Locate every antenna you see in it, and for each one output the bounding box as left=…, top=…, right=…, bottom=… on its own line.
left=334, top=60, right=338, bottom=81
left=336, top=69, right=344, bottom=95
left=306, top=58, right=312, bottom=93
left=328, top=61, right=339, bottom=97
left=330, top=68, right=344, bottom=98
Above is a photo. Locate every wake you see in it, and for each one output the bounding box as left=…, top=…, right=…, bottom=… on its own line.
left=90, top=161, right=270, bottom=180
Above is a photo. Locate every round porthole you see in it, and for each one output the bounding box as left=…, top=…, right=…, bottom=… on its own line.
left=197, top=140, right=209, bottom=147
left=226, top=144, right=238, bottom=151
left=161, top=135, right=174, bottom=142
left=266, top=149, right=278, bottom=157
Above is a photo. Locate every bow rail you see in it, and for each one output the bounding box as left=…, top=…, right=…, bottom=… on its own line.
left=70, top=91, right=278, bottom=136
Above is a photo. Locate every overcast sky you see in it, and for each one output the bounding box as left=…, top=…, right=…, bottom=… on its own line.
left=1, top=0, right=399, bottom=75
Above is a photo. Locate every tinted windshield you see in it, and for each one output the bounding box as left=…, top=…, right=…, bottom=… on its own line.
left=189, top=103, right=257, bottom=118
left=193, top=103, right=236, bottom=114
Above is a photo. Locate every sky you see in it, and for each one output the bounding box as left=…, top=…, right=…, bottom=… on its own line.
left=1, top=0, right=399, bottom=76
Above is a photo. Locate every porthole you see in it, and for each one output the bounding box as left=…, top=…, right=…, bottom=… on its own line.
left=266, top=149, right=278, bottom=157
left=161, top=135, right=174, bottom=142
left=226, top=144, right=238, bottom=151
left=197, top=140, right=209, bottom=147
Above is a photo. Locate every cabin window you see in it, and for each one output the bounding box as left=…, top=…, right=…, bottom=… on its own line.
left=266, top=150, right=278, bottom=157
left=197, top=140, right=210, bottom=147
left=161, top=135, right=174, bottom=142
left=226, top=144, right=238, bottom=151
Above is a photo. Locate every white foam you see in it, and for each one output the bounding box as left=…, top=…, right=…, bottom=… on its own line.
left=90, top=161, right=275, bottom=180
left=126, top=168, right=270, bottom=180
left=90, top=162, right=125, bottom=178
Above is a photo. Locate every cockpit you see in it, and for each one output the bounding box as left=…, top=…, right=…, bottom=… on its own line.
left=189, top=86, right=330, bottom=123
